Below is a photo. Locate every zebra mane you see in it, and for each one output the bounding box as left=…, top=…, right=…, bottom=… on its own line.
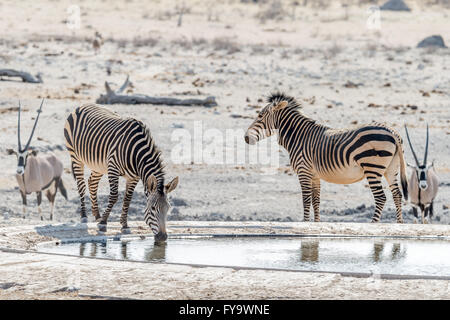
left=267, top=92, right=301, bottom=109
left=141, top=123, right=166, bottom=193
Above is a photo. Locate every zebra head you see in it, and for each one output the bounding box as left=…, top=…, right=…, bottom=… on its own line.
left=144, top=175, right=179, bottom=242
left=244, top=98, right=288, bottom=145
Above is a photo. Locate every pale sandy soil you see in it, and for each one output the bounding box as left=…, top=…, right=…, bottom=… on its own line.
left=1, top=0, right=449, bottom=227
left=0, top=0, right=449, bottom=299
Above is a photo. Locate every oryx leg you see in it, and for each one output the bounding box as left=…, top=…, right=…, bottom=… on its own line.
left=423, top=206, right=430, bottom=224
left=98, top=173, right=119, bottom=232
left=298, top=169, right=313, bottom=222
left=120, top=178, right=139, bottom=233
left=45, top=179, right=57, bottom=220
left=71, top=158, right=87, bottom=222
left=312, top=177, right=321, bottom=222
left=428, top=202, right=434, bottom=222
left=20, top=190, right=27, bottom=216
left=411, top=206, right=419, bottom=223
left=88, top=172, right=103, bottom=221
left=36, top=191, right=42, bottom=220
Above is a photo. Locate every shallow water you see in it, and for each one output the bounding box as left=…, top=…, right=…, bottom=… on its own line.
left=39, top=237, right=450, bottom=277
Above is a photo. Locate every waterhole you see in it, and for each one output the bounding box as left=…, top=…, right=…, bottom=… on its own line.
left=39, top=236, right=450, bottom=277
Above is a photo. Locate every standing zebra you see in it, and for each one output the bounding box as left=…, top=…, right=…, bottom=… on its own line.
left=244, top=93, right=408, bottom=223
left=64, top=104, right=178, bottom=241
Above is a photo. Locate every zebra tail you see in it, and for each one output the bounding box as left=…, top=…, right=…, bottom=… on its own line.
left=58, top=178, right=69, bottom=200
left=398, top=142, right=408, bottom=201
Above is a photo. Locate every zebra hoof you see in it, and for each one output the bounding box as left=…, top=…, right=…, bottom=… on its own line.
left=97, top=223, right=107, bottom=232
left=121, top=227, right=131, bottom=234
left=80, top=217, right=88, bottom=223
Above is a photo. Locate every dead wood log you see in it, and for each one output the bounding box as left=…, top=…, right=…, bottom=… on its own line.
left=96, top=76, right=217, bottom=107
left=0, top=69, right=43, bottom=83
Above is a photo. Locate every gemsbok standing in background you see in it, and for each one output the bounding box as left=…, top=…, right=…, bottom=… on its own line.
left=64, top=104, right=178, bottom=242
left=7, top=100, right=68, bottom=220
left=245, top=93, right=408, bottom=223
left=404, top=125, right=439, bottom=223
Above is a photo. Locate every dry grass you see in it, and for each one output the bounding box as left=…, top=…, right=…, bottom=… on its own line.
left=255, top=0, right=286, bottom=23
left=324, top=42, right=343, bottom=59
left=212, top=37, right=240, bottom=54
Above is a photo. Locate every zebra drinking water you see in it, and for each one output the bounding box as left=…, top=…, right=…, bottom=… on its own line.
left=244, top=93, right=408, bottom=223
left=64, top=104, right=178, bottom=241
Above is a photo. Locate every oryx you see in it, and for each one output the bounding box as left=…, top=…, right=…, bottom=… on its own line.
left=404, top=124, right=439, bottom=224
left=7, top=100, right=68, bottom=220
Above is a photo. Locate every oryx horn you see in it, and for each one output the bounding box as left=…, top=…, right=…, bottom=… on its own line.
left=404, top=125, right=420, bottom=167
left=423, top=124, right=429, bottom=166
left=18, top=99, right=45, bottom=152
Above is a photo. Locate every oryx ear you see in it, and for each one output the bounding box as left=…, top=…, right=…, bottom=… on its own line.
left=407, top=163, right=414, bottom=168
left=6, top=148, right=17, bottom=156
left=272, top=101, right=288, bottom=112
left=30, top=149, right=38, bottom=156
left=165, top=176, right=179, bottom=194
left=146, top=175, right=158, bottom=193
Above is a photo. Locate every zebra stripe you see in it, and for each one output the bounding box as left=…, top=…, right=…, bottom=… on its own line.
left=245, top=93, right=408, bottom=223
left=64, top=104, right=174, bottom=237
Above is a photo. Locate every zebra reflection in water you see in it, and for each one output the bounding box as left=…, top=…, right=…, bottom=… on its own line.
left=297, top=240, right=407, bottom=264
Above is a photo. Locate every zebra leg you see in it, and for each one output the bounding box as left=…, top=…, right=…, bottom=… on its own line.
left=37, top=191, right=43, bottom=220
left=298, top=174, right=312, bottom=222
left=364, top=174, right=386, bottom=222
left=98, top=175, right=119, bottom=232
left=71, top=159, right=88, bottom=222
left=120, top=178, right=139, bottom=233
left=88, top=172, right=103, bottom=221
left=312, top=178, right=321, bottom=222
left=385, top=175, right=404, bottom=223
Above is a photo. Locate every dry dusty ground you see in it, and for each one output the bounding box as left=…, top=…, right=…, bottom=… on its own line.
left=1, top=0, right=449, bottom=226
left=0, top=0, right=449, bottom=300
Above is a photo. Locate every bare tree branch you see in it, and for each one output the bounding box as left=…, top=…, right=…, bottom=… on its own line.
left=96, top=76, right=217, bottom=107
left=0, top=69, right=43, bottom=83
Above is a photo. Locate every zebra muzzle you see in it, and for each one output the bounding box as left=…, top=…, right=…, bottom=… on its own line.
left=154, top=231, right=168, bottom=242
left=244, top=134, right=256, bottom=145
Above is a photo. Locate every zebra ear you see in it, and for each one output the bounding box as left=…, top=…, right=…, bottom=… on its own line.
left=165, top=176, right=179, bottom=194
left=272, top=101, right=288, bottom=111
left=146, top=175, right=158, bottom=193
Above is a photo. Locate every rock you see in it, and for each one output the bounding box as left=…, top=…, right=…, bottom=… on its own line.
left=417, top=35, right=447, bottom=49
left=380, top=0, right=411, bottom=11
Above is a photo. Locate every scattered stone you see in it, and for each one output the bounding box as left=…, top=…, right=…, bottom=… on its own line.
left=417, top=35, right=447, bottom=48
left=344, top=81, right=362, bottom=88
left=380, top=0, right=411, bottom=12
